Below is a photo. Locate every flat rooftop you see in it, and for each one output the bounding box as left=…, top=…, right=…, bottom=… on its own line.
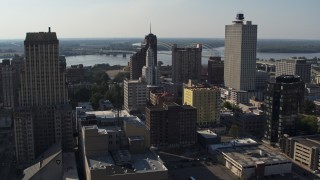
left=197, top=129, right=217, bottom=139
left=87, top=150, right=167, bottom=175
left=209, top=138, right=258, bottom=151
left=221, top=145, right=291, bottom=168
left=293, top=135, right=320, bottom=148
left=86, top=110, right=130, bottom=118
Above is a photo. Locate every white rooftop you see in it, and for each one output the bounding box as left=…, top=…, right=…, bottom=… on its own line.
left=209, top=138, right=258, bottom=151
left=197, top=129, right=218, bottom=139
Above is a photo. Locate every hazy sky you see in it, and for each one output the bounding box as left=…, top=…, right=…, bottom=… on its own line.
left=1, top=0, right=319, bottom=39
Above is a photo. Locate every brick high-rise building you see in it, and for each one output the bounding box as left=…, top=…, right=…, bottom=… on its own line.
left=14, top=29, right=73, bottom=164
left=224, top=13, right=257, bottom=91
left=207, top=56, right=224, bottom=85
left=146, top=102, right=197, bottom=148
left=172, top=44, right=202, bottom=83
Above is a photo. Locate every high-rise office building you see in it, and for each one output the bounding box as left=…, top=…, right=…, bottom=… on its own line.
left=264, top=75, right=304, bottom=145
left=172, top=44, right=202, bottom=83
left=207, top=56, right=224, bottom=85
left=255, top=70, right=269, bottom=90
left=276, top=59, right=311, bottom=83
left=130, top=31, right=157, bottom=80
left=124, top=79, right=147, bottom=113
left=183, top=80, right=220, bottom=126
left=224, top=13, right=257, bottom=91
left=1, top=60, right=18, bottom=109
left=146, top=102, right=197, bottom=148
left=14, top=29, right=73, bottom=164
left=142, top=47, right=159, bottom=85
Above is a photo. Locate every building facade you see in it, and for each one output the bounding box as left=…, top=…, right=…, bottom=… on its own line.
left=263, top=75, right=305, bottom=145
left=172, top=44, right=202, bottom=83
left=124, top=79, right=147, bottom=113
left=130, top=32, right=157, bottom=80
left=183, top=83, right=220, bottom=126
left=1, top=59, right=19, bottom=109
left=276, top=59, right=311, bottom=83
left=146, top=102, right=197, bottom=148
left=281, top=134, right=320, bottom=172
left=207, top=56, right=224, bottom=85
left=142, top=47, right=159, bottom=85
left=14, top=29, right=72, bottom=164
left=224, top=13, right=257, bottom=91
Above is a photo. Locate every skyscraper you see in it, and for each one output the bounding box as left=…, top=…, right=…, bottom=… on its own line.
left=142, top=47, right=159, bottom=85
left=172, top=44, right=202, bottom=83
left=1, top=59, right=18, bottom=109
left=224, top=13, right=257, bottom=91
left=276, top=59, right=311, bottom=83
left=264, top=75, right=304, bottom=145
left=207, top=56, right=224, bottom=85
left=14, top=29, right=72, bottom=164
left=130, top=31, right=157, bottom=80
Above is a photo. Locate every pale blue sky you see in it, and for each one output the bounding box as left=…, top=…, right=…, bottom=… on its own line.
left=1, top=0, right=319, bottom=39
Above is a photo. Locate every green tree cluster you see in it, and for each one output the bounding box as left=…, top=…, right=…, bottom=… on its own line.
left=223, top=101, right=242, bottom=113
left=297, top=115, right=318, bottom=134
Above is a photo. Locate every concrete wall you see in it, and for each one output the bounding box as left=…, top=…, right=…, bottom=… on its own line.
left=264, top=163, right=291, bottom=176
left=29, top=152, right=63, bottom=180
left=90, top=169, right=168, bottom=180
left=124, top=121, right=150, bottom=148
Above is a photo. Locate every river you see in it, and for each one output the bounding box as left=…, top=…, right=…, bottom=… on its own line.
left=65, top=47, right=320, bottom=67
left=2, top=48, right=320, bottom=66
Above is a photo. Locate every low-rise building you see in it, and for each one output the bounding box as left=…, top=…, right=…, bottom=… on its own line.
left=281, top=134, right=320, bottom=171
left=197, top=129, right=221, bottom=148
left=80, top=126, right=167, bottom=180
left=210, top=138, right=291, bottom=179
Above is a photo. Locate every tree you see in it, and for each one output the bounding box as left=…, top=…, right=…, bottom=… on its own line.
left=297, top=115, right=318, bottom=134
left=229, top=124, right=239, bottom=138
left=158, top=61, right=163, bottom=66
left=113, top=72, right=129, bottom=83
left=303, top=99, right=316, bottom=114
left=223, top=101, right=233, bottom=110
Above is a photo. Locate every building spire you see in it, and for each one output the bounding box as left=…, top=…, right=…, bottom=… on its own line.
left=150, top=22, right=151, bottom=34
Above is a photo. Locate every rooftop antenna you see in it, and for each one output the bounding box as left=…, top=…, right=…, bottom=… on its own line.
left=48, top=27, right=51, bottom=33
left=150, top=22, right=151, bottom=34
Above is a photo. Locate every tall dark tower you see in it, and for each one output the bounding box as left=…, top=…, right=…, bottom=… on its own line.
left=130, top=26, right=157, bottom=80
left=144, top=24, right=157, bottom=65
left=263, top=75, right=304, bottom=145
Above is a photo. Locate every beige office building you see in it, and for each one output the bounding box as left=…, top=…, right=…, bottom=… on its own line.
left=224, top=13, right=257, bottom=91
left=14, top=29, right=72, bottom=165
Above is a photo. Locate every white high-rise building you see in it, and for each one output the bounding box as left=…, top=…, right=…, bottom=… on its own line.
left=224, top=13, right=257, bottom=91
left=142, top=47, right=159, bottom=85
left=124, top=79, right=147, bottom=112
